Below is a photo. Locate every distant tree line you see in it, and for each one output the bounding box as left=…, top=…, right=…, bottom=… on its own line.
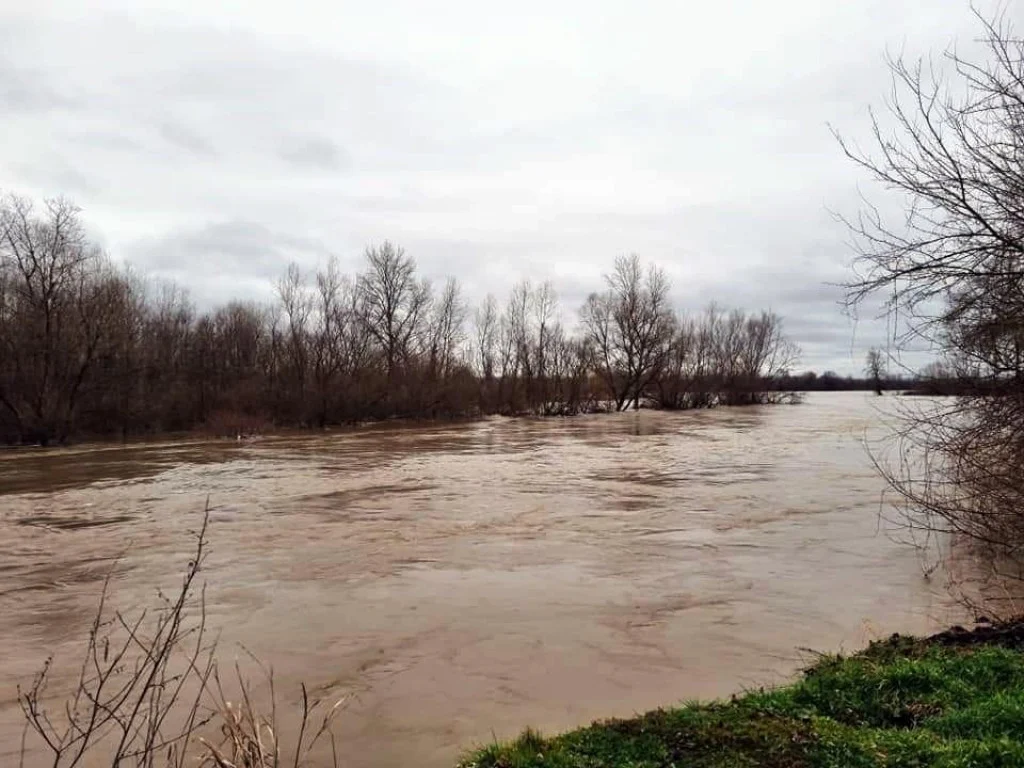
left=783, top=360, right=967, bottom=395
left=780, top=369, right=910, bottom=393
left=0, top=194, right=801, bottom=445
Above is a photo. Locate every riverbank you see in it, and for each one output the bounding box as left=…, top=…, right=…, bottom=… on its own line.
left=461, top=621, right=1024, bottom=768
left=0, top=394, right=800, bottom=449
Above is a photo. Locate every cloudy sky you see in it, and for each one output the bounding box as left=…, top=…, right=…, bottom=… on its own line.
left=1, top=0, right=1001, bottom=373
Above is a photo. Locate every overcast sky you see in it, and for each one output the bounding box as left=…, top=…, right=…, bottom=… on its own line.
left=1, top=0, right=1004, bottom=374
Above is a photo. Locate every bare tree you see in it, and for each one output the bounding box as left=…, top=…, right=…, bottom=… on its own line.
left=865, top=348, right=886, bottom=395
left=309, top=258, right=344, bottom=427
left=428, top=276, right=466, bottom=383
left=275, top=263, right=311, bottom=417
left=655, top=314, right=714, bottom=410
left=357, top=242, right=431, bottom=382
left=529, top=281, right=559, bottom=412
left=838, top=8, right=1024, bottom=601
left=474, top=294, right=498, bottom=383
left=737, top=310, right=800, bottom=404
left=0, top=194, right=110, bottom=444
left=652, top=305, right=798, bottom=409
left=582, top=255, right=675, bottom=411
left=496, top=281, right=532, bottom=413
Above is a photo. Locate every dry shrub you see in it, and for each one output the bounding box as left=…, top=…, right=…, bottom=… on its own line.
left=18, top=506, right=345, bottom=767
left=203, top=410, right=273, bottom=439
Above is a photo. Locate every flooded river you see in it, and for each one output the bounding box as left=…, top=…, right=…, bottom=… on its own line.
left=1, top=392, right=965, bottom=767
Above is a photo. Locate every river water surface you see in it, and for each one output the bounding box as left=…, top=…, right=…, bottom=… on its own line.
left=1, top=392, right=965, bottom=766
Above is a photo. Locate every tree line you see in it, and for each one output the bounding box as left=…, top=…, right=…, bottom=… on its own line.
left=0, top=194, right=799, bottom=445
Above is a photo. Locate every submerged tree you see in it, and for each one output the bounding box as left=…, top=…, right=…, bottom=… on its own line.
left=865, top=348, right=886, bottom=395
left=581, top=254, right=676, bottom=411
left=839, top=8, right=1024, bottom=597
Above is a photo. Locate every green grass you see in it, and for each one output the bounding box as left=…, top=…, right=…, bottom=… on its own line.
left=459, top=629, right=1024, bottom=768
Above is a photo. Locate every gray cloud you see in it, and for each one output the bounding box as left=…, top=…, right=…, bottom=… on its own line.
left=159, top=121, right=215, bottom=156
left=0, top=58, right=74, bottom=113
left=129, top=221, right=333, bottom=307
left=278, top=136, right=348, bottom=170
left=11, top=155, right=98, bottom=196
left=1, top=0, right=997, bottom=374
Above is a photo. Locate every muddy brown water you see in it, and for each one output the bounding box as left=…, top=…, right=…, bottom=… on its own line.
left=1, top=392, right=966, bottom=767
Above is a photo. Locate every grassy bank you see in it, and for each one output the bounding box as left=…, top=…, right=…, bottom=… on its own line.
left=461, top=623, right=1024, bottom=768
